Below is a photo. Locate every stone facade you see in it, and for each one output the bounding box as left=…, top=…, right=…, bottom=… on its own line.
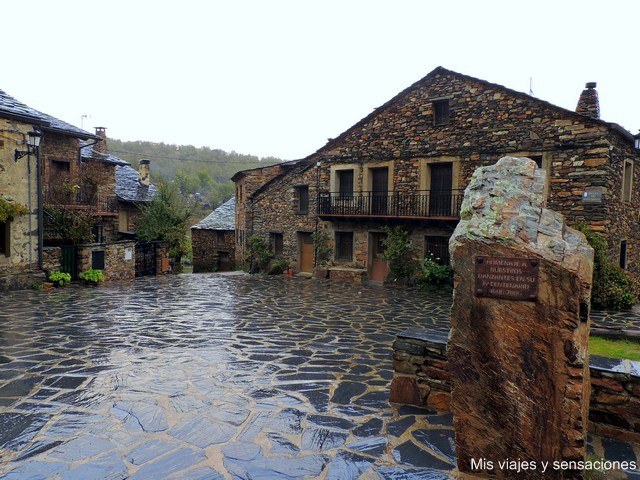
left=235, top=67, right=640, bottom=282
left=0, top=118, right=40, bottom=277
left=192, top=229, right=235, bottom=272
left=76, top=241, right=136, bottom=281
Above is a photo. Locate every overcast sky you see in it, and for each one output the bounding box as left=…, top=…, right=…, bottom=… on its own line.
left=3, top=1, right=639, bottom=160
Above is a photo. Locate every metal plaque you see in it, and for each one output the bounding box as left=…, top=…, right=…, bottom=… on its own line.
left=474, top=256, right=539, bottom=301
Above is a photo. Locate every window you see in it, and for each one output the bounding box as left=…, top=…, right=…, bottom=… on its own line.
left=528, top=155, right=543, bottom=169
left=622, top=160, right=633, bottom=203
left=335, top=231, right=354, bottom=261
left=337, top=170, right=354, bottom=197
left=0, top=221, right=8, bottom=257
left=433, top=99, right=450, bottom=126
left=425, top=236, right=450, bottom=265
left=216, top=231, right=226, bottom=244
left=620, top=240, right=628, bottom=270
left=92, top=250, right=105, bottom=270
left=51, top=159, right=70, bottom=177
left=118, top=209, right=129, bottom=232
left=270, top=232, right=284, bottom=256
left=295, top=186, right=309, bottom=213
left=92, top=225, right=104, bottom=243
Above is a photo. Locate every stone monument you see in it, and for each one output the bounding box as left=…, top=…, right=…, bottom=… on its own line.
left=448, top=157, right=594, bottom=479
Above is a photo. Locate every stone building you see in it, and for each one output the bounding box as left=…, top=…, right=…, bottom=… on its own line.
left=115, top=160, right=157, bottom=236
left=191, top=197, right=236, bottom=272
left=0, top=88, right=99, bottom=289
left=235, top=67, right=640, bottom=282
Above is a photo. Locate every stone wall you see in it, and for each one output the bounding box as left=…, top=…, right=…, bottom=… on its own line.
left=0, top=118, right=40, bottom=277
left=77, top=241, right=136, bottom=281
left=192, top=229, right=235, bottom=273
left=42, top=246, right=62, bottom=272
left=390, top=328, right=640, bottom=444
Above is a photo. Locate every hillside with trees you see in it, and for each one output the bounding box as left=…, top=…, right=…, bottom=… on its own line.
left=106, top=138, right=282, bottom=209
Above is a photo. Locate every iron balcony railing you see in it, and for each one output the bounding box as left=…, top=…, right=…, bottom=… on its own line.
left=318, top=190, right=464, bottom=219
left=45, top=190, right=118, bottom=213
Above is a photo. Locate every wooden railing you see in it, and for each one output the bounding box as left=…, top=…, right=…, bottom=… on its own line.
left=318, top=190, right=463, bottom=219
left=45, top=190, right=117, bottom=213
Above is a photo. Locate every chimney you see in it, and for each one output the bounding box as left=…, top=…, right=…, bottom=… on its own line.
left=139, top=159, right=151, bottom=186
left=576, top=82, right=600, bottom=119
left=94, top=127, right=109, bottom=155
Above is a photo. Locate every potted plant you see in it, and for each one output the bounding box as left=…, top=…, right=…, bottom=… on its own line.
left=79, top=269, right=105, bottom=286
left=48, top=271, right=71, bottom=288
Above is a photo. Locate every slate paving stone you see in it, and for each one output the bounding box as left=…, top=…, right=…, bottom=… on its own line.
left=308, top=413, right=356, bottom=431
left=602, top=437, right=638, bottom=464
left=0, top=412, right=51, bottom=451
left=127, top=447, right=207, bottom=480
left=127, top=439, right=178, bottom=465
left=169, top=416, right=236, bottom=448
left=387, top=416, right=416, bottom=437
left=302, top=426, right=349, bottom=450
left=393, top=440, right=454, bottom=469
left=0, top=274, right=636, bottom=478
left=331, top=381, right=368, bottom=404
left=326, top=450, right=375, bottom=480
left=353, top=417, right=384, bottom=437
left=412, top=428, right=457, bottom=464
left=346, top=436, right=388, bottom=456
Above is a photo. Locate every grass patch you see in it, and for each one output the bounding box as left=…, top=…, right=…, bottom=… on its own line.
left=589, top=336, right=640, bottom=361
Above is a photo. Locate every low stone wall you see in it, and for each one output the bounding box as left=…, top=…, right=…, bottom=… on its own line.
left=390, top=328, right=640, bottom=444
left=590, top=357, right=640, bottom=444
left=78, top=241, right=136, bottom=281
left=42, top=247, right=62, bottom=272
left=327, top=266, right=367, bottom=284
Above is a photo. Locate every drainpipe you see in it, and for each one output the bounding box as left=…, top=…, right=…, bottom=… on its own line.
left=27, top=151, right=33, bottom=270
left=78, top=138, right=101, bottom=163
left=314, top=160, right=321, bottom=268
left=35, top=143, right=43, bottom=270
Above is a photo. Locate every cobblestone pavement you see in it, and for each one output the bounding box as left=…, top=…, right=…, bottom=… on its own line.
left=0, top=274, right=638, bottom=480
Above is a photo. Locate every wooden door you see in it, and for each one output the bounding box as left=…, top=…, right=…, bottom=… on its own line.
left=371, top=167, right=389, bottom=214
left=217, top=251, right=231, bottom=272
left=429, top=163, right=452, bottom=216
left=369, top=232, right=388, bottom=282
left=299, top=233, right=314, bottom=273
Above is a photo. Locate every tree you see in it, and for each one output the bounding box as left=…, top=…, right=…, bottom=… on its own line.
left=136, top=180, right=192, bottom=269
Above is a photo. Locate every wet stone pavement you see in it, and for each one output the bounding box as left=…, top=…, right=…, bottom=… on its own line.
left=0, top=274, right=638, bottom=480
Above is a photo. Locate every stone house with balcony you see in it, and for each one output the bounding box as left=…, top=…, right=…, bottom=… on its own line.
left=0, top=88, right=101, bottom=289
left=234, top=67, right=640, bottom=283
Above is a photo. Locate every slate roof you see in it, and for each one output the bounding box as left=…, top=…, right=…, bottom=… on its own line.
left=80, top=141, right=130, bottom=166
left=0, top=89, right=97, bottom=139
left=191, top=197, right=235, bottom=230
left=115, top=165, right=158, bottom=203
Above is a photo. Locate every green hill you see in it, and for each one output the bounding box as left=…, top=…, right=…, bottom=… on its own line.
left=107, top=138, right=282, bottom=208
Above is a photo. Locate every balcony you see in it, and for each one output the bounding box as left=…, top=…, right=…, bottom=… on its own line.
left=318, top=190, right=463, bottom=220
left=44, top=190, right=118, bottom=214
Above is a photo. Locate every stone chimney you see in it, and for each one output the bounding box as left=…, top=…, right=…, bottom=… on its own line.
left=94, top=127, right=109, bottom=155
left=576, top=82, right=600, bottom=119
left=139, top=159, right=151, bottom=186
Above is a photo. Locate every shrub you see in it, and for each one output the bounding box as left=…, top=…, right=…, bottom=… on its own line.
left=312, top=230, right=331, bottom=265
left=48, top=271, right=71, bottom=287
left=416, top=253, right=454, bottom=292
left=380, top=226, right=419, bottom=284
left=268, top=258, right=289, bottom=275
left=79, top=269, right=105, bottom=284
left=245, top=235, right=272, bottom=273
left=575, top=223, right=640, bottom=310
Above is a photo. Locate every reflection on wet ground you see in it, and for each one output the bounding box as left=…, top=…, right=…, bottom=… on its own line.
left=0, top=274, right=638, bottom=479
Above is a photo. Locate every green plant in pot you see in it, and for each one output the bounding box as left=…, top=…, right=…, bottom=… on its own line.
left=48, top=271, right=71, bottom=287
left=79, top=269, right=105, bottom=285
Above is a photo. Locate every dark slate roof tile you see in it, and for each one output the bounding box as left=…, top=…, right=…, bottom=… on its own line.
left=191, top=197, right=235, bottom=230
left=115, top=165, right=157, bottom=203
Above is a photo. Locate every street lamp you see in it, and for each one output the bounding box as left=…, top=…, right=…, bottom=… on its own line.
left=14, top=129, right=43, bottom=161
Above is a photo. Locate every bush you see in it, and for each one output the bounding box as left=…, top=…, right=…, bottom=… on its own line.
left=312, top=230, right=331, bottom=265
left=416, top=253, right=454, bottom=292
left=576, top=223, right=640, bottom=310
left=268, top=258, right=289, bottom=275
left=380, top=226, right=419, bottom=284
left=79, top=269, right=105, bottom=284
left=245, top=235, right=272, bottom=273
left=48, top=271, right=71, bottom=287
